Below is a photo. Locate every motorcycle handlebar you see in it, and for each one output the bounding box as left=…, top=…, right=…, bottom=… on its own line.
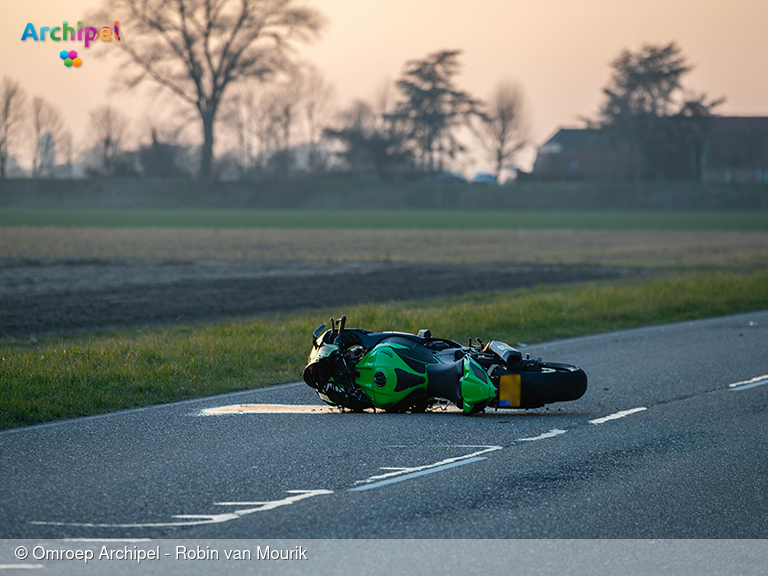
left=334, top=315, right=347, bottom=346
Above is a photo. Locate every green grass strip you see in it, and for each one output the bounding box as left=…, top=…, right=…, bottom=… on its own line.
left=1, top=208, right=767, bottom=230
left=2, top=270, right=767, bottom=430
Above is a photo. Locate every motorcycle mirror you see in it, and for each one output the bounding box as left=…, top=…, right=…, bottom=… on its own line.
left=313, top=324, right=327, bottom=340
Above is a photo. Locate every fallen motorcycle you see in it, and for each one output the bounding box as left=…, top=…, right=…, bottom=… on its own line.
left=302, top=315, right=587, bottom=415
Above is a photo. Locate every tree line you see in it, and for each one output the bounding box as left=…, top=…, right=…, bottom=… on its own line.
left=1, top=0, right=724, bottom=183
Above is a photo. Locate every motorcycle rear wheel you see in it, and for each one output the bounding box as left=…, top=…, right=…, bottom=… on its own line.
left=508, top=362, right=588, bottom=409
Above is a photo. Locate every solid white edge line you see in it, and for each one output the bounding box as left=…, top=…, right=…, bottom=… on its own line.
left=0, top=566, right=44, bottom=570
left=589, top=407, right=647, bottom=425
left=0, top=381, right=304, bottom=436
left=349, top=457, right=487, bottom=492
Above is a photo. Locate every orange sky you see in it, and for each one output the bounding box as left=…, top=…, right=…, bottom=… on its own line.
left=5, top=0, right=768, bottom=170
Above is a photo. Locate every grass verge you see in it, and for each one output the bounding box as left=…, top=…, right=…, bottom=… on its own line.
left=1, top=208, right=767, bottom=230
left=2, top=270, right=767, bottom=430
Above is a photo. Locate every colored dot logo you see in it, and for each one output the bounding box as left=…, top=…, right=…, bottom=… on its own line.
left=59, top=50, right=81, bottom=68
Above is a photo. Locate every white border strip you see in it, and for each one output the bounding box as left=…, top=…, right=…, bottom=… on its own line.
left=729, top=380, right=768, bottom=392
left=728, top=374, right=768, bottom=391
left=589, top=407, right=647, bottom=425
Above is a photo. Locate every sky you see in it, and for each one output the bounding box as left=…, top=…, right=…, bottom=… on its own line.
left=5, top=0, right=768, bottom=171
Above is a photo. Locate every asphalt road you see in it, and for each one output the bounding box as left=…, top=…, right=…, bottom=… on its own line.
left=1, top=311, right=766, bottom=539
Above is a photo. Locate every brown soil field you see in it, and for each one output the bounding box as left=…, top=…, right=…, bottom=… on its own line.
left=0, top=259, right=635, bottom=338
left=2, top=227, right=767, bottom=267
left=2, top=227, right=764, bottom=338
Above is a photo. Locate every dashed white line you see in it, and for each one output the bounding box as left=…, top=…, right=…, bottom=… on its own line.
left=728, top=374, right=768, bottom=392
left=589, top=407, right=647, bottom=425
left=517, top=429, right=567, bottom=442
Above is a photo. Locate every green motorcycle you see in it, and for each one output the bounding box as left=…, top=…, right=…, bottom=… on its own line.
left=303, top=315, right=587, bottom=415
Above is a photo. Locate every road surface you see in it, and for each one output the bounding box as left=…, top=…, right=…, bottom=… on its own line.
left=1, top=310, right=766, bottom=539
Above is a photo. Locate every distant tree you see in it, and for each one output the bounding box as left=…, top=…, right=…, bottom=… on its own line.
left=0, top=77, right=27, bottom=179
left=88, top=105, right=128, bottom=175
left=139, top=122, right=188, bottom=178
left=30, top=97, right=65, bottom=177
left=91, top=0, right=324, bottom=179
left=478, top=80, right=527, bottom=183
left=324, top=88, right=411, bottom=179
left=392, top=50, right=482, bottom=172
left=220, top=66, right=335, bottom=177
left=598, top=42, right=723, bottom=179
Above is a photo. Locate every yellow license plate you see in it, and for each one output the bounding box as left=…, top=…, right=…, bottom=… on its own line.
left=498, top=374, right=521, bottom=407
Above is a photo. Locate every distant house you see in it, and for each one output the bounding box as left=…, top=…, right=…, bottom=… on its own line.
left=532, top=128, right=632, bottom=180
left=533, top=117, right=768, bottom=182
left=701, top=117, right=768, bottom=183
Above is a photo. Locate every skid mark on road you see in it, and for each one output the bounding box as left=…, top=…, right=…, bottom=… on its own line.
left=30, top=490, right=333, bottom=529
left=728, top=374, right=768, bottom=392
left=201, top=403, right=464, bottom=415
left=589, top=407, right=647, bottom=424
left=351, top=445, right=501, bottom=491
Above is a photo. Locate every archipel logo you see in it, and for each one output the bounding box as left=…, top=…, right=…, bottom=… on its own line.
left=60, top=50, right=81, bottom=68
left=21, top=21, right=121, bottom=68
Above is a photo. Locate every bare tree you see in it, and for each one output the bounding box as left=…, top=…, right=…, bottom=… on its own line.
left=220, top=87, right=258, bottom=175
left=88, top=106, right=129, bottom=175
left=324, top=85, right=412, bottom=179
left=478, top=81, right=527, bottom=183
left=30, top=97, right=65, bottom=177
left=59, top=130, right=74, bottom=178
left=301, top=65, right=334, bottom=171
left=92, top=0, right=324, bottom=178
left=221, top=66, right=334, bottom=177
left=0, top=77, right=27, bottom=179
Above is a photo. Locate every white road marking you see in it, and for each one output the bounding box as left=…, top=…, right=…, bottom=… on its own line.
left=517, top=429, right=567, bottom=442
left=30, top=490, right=332, bottom=529
left=589, top=407, right=647, bottom=425
left=350, top=445, right=501, bottom=490
left=728, top=374, right=768, bottom=391
left=349, top=457, right=488, bottom=492
left=0, top=567, right=44, bottom=571
left=352, top=445, right=502, bottom=488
